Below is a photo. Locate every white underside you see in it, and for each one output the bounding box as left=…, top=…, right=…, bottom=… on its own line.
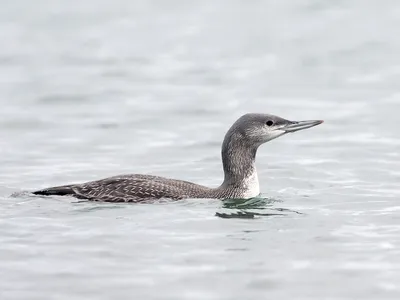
left=241, top=167, right=260, bottom=198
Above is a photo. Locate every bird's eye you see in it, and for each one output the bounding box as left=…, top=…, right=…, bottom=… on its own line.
left=266, top=120, right=274, bottom=126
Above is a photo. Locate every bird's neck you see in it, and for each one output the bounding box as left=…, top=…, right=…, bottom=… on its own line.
left=220, top=131, right=260, bottom=197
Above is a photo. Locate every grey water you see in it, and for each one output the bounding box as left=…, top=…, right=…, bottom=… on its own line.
left=1, top=0, right=400, bottom=299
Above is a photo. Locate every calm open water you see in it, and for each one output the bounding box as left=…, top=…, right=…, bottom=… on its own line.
left=1, top=1, right=400, bottom=299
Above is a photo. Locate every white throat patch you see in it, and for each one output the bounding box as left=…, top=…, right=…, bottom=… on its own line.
left=242, top=166, right=260, bottom=198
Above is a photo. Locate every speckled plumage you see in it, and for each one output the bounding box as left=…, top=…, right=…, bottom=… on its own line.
left=32, top=113, right=323, bottom=202
left=35, top=174, right=252, bottom=202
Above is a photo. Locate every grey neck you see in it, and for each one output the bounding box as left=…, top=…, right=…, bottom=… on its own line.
left=219, top=129, right=259, bottom=189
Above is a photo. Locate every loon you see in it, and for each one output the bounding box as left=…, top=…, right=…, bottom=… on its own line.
left=32, top=113, right=323, bottom=202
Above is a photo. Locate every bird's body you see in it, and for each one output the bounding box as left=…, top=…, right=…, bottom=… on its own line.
left=35, top=173, right=258, bottom=202
left=33, top=113, right=323, bottom=202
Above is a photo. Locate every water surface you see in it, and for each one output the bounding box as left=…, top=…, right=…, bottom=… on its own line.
left=1, top=1, right=400, bottom=299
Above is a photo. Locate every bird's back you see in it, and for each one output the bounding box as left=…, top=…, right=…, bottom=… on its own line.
left=33, top=174, right=214, bottom=202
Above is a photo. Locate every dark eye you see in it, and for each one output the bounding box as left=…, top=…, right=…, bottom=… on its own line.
left=266, top=120, right=274, bottom=126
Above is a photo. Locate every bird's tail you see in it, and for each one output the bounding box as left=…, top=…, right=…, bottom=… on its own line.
left=32, top=185, right=75, bottom=196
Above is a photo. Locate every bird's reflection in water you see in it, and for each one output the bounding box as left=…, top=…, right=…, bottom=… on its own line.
left=216, top=196, right=303, bottom=219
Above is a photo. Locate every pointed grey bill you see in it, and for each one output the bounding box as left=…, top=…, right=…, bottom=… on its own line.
left=282, top=120, right=324, bottom=133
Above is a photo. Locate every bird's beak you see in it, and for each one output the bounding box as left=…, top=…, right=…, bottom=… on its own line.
left=282, top=120, right=324, bottom=133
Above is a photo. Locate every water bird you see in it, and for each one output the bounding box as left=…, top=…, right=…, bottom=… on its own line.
left=32, top=113, right=323, bottom=202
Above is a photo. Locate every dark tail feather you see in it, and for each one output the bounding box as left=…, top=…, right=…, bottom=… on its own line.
left=32, top=185, right=75, bottom=196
